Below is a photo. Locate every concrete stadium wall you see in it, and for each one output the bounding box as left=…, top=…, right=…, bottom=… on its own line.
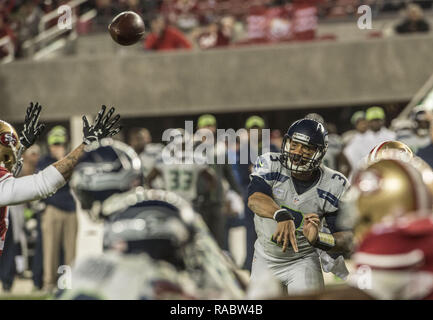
left=1, top=33, right=433, bottom=122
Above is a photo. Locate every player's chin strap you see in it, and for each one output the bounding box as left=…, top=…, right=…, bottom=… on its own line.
left=11, top=145, right=26, bottom=177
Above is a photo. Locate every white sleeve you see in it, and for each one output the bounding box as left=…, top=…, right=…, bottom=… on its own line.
left=0, top=165, right=66, bottom=206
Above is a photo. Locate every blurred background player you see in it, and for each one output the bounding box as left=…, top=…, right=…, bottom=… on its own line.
left=343, top=106, right=395, bottom=179
left=412, top=107, right=432, bottom=146
left=416, top=108, right=433, bottom=168
left=231, top=115, right=279, bottom=272
left=322, top=123, right=343, bottom=172
left=36, top=126, right=77, bottom=293
left=127, top=127, right=163, bottom=189
left=392, top=106, right=431, bottom=154
left=146, top=129, right=217, bottom=220
left=67, top=139, right=246, bottom=299
left=248, top=118, right=352, bottom=295
left=193, top=114, right=242, bottom=250
left=339, top=111, right=369, bottom=178
left=342, top=111, right=368, bottom=147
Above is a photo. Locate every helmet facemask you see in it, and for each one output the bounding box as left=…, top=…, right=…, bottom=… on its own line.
left=0, top=124, right=22, bottom=173
left=280, top=135, right=326, bottom=173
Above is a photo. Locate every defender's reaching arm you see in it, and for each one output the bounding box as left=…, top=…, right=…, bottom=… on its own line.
left=0, top=104, right=121, bottom=207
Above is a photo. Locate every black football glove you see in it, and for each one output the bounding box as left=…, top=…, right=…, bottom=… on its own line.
left=20, top=102, right=46, bottom=149
left=82, top=105, right=121, bottom=145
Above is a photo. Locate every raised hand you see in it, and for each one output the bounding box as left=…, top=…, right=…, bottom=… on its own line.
left=82, top=105, right=121, bottom=145
left=20, top=102, right=46, bottom=148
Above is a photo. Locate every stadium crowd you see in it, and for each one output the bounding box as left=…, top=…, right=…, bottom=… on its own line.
left=1, top=101, right=433, bottom=297
left=1, top=0, right=432, bottom=60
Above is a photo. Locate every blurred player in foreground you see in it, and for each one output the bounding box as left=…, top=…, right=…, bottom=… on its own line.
left=65, top=139, right=245, bottom=299
left=362, top=140, right=433, bottom=197
left=0, top=103, right=121, bottom=255
left=247, top=118, right=353, bottom=295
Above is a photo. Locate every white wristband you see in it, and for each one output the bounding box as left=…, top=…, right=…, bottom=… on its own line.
left=273, top=208, right=287, bottom=220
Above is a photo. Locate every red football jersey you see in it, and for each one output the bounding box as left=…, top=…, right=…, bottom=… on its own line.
left=0, top=166, right=12, bottom=255
left=354, top=217, right=433, bottom=299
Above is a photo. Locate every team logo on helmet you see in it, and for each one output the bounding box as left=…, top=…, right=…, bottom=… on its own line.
left=292, top=132, right=311, bottom=143
left=353, top=169, right=382, bottom=194
left=0, top=132, right=18, bottom=147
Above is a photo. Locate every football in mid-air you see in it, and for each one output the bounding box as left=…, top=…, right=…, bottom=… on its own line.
left=108, top=11, right=146, bottom=46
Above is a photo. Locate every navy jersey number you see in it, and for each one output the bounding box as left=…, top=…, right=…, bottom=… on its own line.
left=331, top=173, right=347, bottom=186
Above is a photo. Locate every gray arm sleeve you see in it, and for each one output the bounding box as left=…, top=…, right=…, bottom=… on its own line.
left=0, top=165, right=66, bottom=206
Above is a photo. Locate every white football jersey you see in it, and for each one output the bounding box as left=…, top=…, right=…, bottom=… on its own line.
left=155, top=152, right=208, bottom=203
left=250, top=152, right=349, bottom=261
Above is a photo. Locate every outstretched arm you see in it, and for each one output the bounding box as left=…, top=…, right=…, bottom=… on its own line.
left=54, top=105, right=121, bottom=180
left=52, top=144, right=85, bottom=181
left=52, top=105, right=121, bottom=180
left=1, top=105, right=121, bottom=206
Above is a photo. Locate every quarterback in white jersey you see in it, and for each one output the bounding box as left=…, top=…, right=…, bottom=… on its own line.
left=248, top=119, right=353, bottom=295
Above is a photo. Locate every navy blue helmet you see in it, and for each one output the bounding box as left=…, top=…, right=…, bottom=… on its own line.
left=280, top=118, right=328, bottom=173
left=103, top=189, right=196, bottom=269
left=70, top=138, right=143, bottom=218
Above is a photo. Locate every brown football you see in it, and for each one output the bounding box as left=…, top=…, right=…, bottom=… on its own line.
left=108, top=11, right=146, bottom=46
